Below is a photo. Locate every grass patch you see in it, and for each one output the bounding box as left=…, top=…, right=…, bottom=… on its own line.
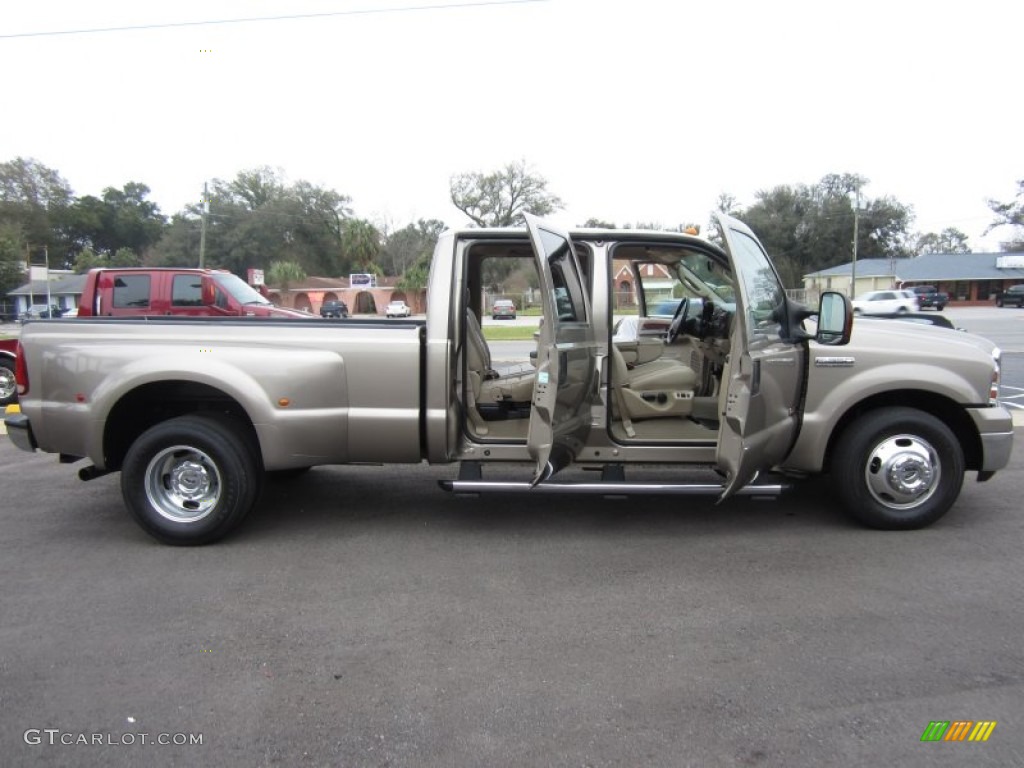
left=482, top=325, right=538, bottom=341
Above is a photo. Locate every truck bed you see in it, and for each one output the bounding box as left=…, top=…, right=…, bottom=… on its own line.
left=16, top=317, right=428, bottom=470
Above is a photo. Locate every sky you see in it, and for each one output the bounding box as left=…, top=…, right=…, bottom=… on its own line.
left=1, top=0, right=1021, bottom=252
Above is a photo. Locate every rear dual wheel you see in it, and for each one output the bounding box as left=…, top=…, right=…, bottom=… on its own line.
left=121, top=415, right=262, bottom=545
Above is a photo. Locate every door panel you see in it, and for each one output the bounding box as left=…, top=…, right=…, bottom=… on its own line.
left=714, top=214, right=805, bottom=498
left=524, top=214, right=599, bottom=485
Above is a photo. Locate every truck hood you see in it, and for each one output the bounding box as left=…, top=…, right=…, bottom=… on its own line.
left=849, top=316, right=997, bottom=357
left=837, top=316, right=1000, bottom=403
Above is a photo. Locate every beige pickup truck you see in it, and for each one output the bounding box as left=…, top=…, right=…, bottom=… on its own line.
left=6, top=215, right=1014, bottom=544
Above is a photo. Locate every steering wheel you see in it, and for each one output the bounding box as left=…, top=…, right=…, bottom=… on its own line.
left=665, top=298, right=690, bottom=344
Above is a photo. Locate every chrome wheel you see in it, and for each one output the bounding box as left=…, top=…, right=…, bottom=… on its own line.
left=144, top=445, right=222, bottom=523
left=863, top=433, right=940, bottom=509
left=0, top=363, right=15, bottom=404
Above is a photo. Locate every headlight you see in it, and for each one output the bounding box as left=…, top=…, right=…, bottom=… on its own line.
left=990, top=347, right=1002, bottom=405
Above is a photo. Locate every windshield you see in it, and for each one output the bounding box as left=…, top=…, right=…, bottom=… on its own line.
left=627, top=247, right=737, bottom=316
left=673, top=252, right=737, bottom=306
left=213, top=273, right=271, bottom=305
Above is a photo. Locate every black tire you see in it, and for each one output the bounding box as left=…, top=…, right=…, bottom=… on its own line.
left=120, top=414, right=263, bottom=545
left=0, top=358, right=16, bottom=407
left=833, top=407, right=964, bottom=530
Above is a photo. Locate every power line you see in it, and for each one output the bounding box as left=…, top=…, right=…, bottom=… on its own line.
left=0, top=0, right=546, bottom=40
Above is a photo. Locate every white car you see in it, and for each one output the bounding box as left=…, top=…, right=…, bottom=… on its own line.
left=385, top=300, right=411, bottom=318
left=852, top=290, right=918, bottom=315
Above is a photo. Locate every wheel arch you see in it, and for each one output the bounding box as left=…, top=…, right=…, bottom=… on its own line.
left=822, top=390, right=982, bottom=473
left=103, top=380, right=260, bottom=472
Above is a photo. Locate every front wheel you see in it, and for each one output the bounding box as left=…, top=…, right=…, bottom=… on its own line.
left=833, top=407, right=964, bottom=530
left=0, top=358, right=16, bottom=407
left=121, top=414, right=262, bottom=545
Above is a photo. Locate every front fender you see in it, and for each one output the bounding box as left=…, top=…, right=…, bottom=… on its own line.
left=786, top=359, right=984, bottom=473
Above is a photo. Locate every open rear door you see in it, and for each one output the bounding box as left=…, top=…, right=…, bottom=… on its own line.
left=524, top=214, right=599, bottom=485
left=715, top=214, right=806, bottom=499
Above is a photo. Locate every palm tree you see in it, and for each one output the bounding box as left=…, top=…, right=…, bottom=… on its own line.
left=267, top=259, right=306, bottom=294
left=341, top=219, right=381, bottom=272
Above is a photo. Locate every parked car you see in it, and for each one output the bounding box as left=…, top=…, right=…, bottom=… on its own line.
left=906, top=285, right=948, bottom=310
left=20, top=304, right=63, bottom=322
left=852, top=290, right=918, bottom=315
left=996, top=285, right=1024, bottom=308
left=61, top=307, right=79, bottom=319
left=320, top=300, right=349, bottom=318
left=385, top=300, right=411, bottom=318
left=491, top=299, right=517, bottom=319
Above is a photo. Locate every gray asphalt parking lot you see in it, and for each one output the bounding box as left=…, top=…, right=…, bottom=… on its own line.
left=2, top=438, right=1023, bottom=766
left=2, top=308, right=1024, bottom=766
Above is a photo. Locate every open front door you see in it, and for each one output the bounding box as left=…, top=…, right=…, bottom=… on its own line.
left=715, top=214, right=806, bottom=499
left=525, top=214, right=599, bottom=485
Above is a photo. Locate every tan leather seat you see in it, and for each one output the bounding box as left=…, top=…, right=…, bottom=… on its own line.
left=465, top=311, right=535, bottom=435
left=609, top=342, right=697, bottom=435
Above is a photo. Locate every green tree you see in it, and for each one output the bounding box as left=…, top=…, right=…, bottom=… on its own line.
left=0, top=157, right=73, bottom=266
left=0, top=222, right=27, bottom=299
left=228, top=166, right=285, bottom=209
left=986, top=180, right=1024, bottom=251
left=450, top=159, right=563, bottom=227
left=288, top=180, right=352, bottom=274
left=380, top=218, right=445, bottom=277
left=395, top=253, right=432, bottom=292
left=915, top=228, right=970, bottom=255
left=736, top=174, right=914, bottom=287
left=149, top=168, right=353, bottom=275
left=66, top=182, right=165, bottom=263
left=341, top=218, right=381, bottom=271
left=267, top=259, right=306, bottom=292
left=715, top=193, right=741, bottom=216
left=145, top=213, right=201, bottom=267
left=73, top=246, right=142, bottom=273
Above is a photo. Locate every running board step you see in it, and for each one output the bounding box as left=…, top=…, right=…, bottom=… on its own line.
left=439, top=480, right=788, bottom=496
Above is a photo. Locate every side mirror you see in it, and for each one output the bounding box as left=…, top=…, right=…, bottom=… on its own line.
left=816, top=291, right=852, bottom=345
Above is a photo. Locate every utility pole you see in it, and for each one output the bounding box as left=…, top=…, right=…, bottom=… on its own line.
left=44, top=245, right=52, bottom=311
left=850, top=185, right=866, bottom=298
left=199, top=181, right=209, bottom=269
